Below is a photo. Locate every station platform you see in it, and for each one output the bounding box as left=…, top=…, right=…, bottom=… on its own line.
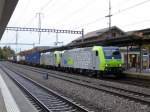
left=124, top=68, right=150, bottom=80
left=0, top=89, right=7, bottom=112
left=0, top=68, right=37, bottom=112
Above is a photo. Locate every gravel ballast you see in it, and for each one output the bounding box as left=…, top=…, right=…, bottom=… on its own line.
left=3, top=62, right=150, bottom=112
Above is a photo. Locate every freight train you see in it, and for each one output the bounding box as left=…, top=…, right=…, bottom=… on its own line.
left=13, top=46, right=124, bottom=77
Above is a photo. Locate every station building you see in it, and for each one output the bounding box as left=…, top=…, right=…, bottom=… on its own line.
left=69, top=26, right=150, bottom=70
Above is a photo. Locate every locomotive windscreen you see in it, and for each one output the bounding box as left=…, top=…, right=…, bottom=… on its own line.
left=103, top=47, right=121, bottom=59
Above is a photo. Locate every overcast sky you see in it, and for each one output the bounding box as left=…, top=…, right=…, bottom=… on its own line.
left=1, top=0, right=150, bottom=52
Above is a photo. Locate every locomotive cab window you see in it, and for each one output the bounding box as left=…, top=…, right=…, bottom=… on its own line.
left=113, top=51, right=120, bottom=55
left=95, top=51, right=98, bottom=56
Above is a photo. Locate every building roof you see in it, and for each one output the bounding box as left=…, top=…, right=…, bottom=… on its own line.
left=0, top=0, right=18, bottom=39
left=40, top=34, right=146, bottom=53
left=73, top=26, right=126, bottom=42
left=126, top=28, right=150, bottom=38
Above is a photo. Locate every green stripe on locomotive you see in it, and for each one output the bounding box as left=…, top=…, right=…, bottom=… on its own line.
left=92, top=46, right=105, bottom=71
left=54, top=51, right=62, bottom=65
left=67, top=57, right=74, bottom=65
left=92, top=46, right=123, bottom=71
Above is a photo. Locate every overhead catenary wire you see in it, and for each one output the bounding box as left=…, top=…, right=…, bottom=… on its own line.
left=54, top=0, right=143, bottom=28
left=113, top=0, right=150, bottom=15
left=121, top=18, right=150, bottom=27
left=40, top=0, right=53, bottom=12
left=72, top=17, right=106, bottom=30
left=24, top=0, right=150, bottom=31
left=54, top=0, right=97, bottom=25
left=112, top=0, right=133, bottom=8
left=24, top=0, right=53, bottom=27
left=44, top=0, right=74, bottom=17
left=3, top=0, right=150, bottom=47
left=72, top=0, right=150, bottom=30
left=40, top=0, right=62, bottom=15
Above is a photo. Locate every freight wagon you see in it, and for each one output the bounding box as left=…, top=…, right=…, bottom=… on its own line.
left=25, top=51, right=40, bottom=65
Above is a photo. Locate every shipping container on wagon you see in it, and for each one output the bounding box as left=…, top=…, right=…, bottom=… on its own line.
left=17, top=55, right=24, bottom=61
left=25, top=51, right=40, bottom=64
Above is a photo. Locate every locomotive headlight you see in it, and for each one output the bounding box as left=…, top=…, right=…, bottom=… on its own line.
left=105, top=64, right=108, bottom=67
left=119, top=64, right=122, bottom=67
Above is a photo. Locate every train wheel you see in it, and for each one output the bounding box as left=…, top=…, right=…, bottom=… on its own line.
left=87, top=70, right=94, bottom=77
left=98, top=72, right=105, bottom=79
left=115, top=73, right=125, bottom=79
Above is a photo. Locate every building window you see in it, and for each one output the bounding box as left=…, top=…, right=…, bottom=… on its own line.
left=112, top=32, right=116, bottom=37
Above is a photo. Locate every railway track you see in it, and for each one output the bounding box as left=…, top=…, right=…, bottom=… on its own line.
left=7, top=62, right=150, bottom=90
left=1, top=65, right=90, bottom=112
left=102, top=78, right=150, bottom=89
left=9, top=62, right=150, bottom=89
left=3, top=62, right=150, bottom=106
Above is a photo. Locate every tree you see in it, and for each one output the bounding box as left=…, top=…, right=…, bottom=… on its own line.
left=0, top=46, right=15, bottom=60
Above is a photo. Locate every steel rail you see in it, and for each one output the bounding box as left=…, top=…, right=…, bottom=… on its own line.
left=6, top=63, right=150, bottom=106
left=1, top=65, right=90, bottom=112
